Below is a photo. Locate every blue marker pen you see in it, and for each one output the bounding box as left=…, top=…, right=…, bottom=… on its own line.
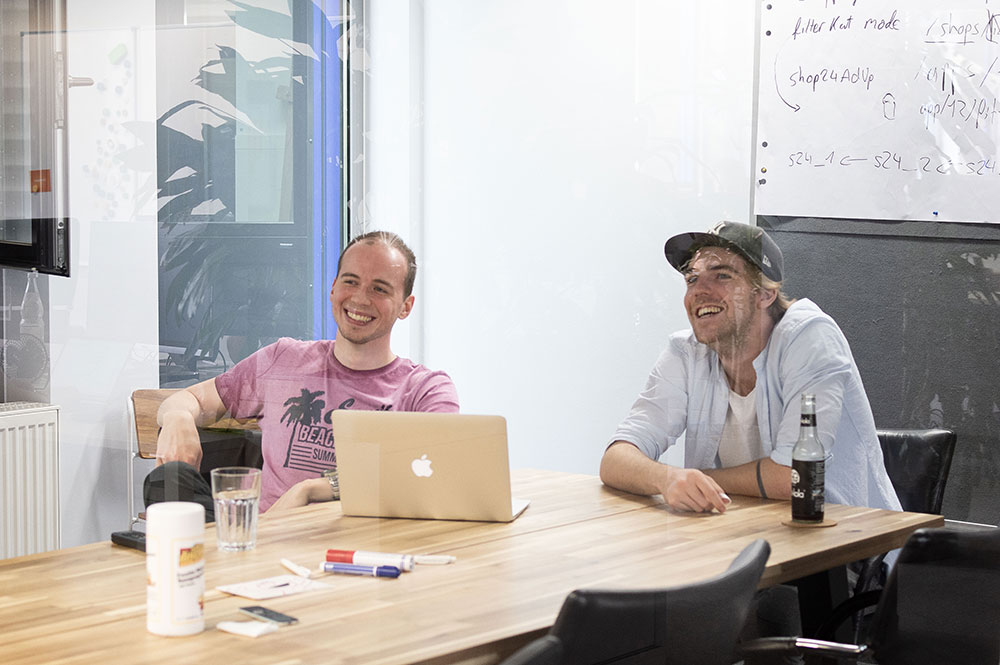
left=322, top=562, right=401, bottom=578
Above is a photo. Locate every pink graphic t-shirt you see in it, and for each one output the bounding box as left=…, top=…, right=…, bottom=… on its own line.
left=215, top=338, right=460, bottom=511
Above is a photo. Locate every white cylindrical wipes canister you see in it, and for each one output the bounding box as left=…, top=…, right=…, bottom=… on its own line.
left=146, top=502, right=206, bottom=636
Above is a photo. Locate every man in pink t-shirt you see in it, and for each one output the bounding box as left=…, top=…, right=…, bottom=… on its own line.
left=146, top=231, right=459, bottom=517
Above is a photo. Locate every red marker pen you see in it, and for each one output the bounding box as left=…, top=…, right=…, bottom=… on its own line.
left=326, top=549, right=414, bottom=572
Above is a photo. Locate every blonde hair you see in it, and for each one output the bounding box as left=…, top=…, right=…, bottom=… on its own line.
left=746, top=266, right=795, bottom=322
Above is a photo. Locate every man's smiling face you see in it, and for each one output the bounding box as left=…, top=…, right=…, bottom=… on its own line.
left=682, top=246, right=762, bottom=351
left=330, top=240, right=413, bottom=348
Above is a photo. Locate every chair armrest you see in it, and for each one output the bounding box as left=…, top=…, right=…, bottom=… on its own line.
left=499, top=635, right=562, bottom=665
left=739, top=636, right=869, bottom=659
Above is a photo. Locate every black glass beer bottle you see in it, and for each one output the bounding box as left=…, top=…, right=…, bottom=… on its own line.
left=791, top=393, right=825, bottom=522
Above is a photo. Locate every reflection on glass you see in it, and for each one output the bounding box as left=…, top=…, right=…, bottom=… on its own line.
left=1, top=0, right=68, bottom=223
left=0, top=220, right=33, bottom=245
left=156, top=0, right=345, bottom=387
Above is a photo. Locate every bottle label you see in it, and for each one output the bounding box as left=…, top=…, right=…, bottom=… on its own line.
left=799, top=413, right=816, bottom=427
left=173, top=539, right=205, bottom=623
left=791, top=459, right=825, bottom=522
left=147, top=534, right=204, bottom=635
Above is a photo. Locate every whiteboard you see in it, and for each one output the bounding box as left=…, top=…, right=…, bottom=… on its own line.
left=755, top=0, right=1000, bottom=223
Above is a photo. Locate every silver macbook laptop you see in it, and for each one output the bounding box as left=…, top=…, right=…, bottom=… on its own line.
left=333, top=411, right=530, bottom=522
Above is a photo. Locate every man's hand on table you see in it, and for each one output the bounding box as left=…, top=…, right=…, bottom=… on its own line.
left=601, top=441, right=730, bottom=513
left=661, top=467, right=731, bottom=514
left=265, top=478, right=337, bottom=514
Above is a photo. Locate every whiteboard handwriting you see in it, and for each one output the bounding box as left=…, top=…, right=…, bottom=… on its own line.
left=756, top=1, right=1000, bottom=222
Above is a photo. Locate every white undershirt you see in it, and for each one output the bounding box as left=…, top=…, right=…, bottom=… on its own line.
left=717, top=386, right=766, bottom=467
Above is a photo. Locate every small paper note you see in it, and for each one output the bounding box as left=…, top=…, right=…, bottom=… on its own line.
left=216, top=574, right=331, bottom=600
left=217, top=620, right=279, bottom=638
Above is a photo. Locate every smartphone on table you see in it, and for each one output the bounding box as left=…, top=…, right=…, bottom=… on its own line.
left=239, top=605, right=298, bottom=626
left=110, top=530, right=146, bottom=552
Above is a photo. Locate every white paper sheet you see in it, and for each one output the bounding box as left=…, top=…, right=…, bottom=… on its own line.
left=216, top=574, right=331, bottom=600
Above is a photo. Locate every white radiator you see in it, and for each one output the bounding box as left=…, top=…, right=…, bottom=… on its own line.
left=0, top=402, right=60, bottom=558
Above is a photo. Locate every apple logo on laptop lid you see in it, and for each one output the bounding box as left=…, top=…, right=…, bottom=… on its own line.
left=411, top=454, right=433, bottom=478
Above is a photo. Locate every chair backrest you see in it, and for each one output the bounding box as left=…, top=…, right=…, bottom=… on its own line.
left=131, top=388, right=259, bottom=460
left=876, top=428, right=956, bottom=514
left=869, top=524, right=1000, bottom=665
left=500, top=539, right=770, bottom=665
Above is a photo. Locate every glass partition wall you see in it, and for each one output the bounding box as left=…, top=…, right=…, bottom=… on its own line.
left=0, top=0, right=69, bottom=403
left=21, top=1, right=994, bottom=549
left=154, top=0, right=347, bottom=386
left=0, top=0, right=356, bottom=548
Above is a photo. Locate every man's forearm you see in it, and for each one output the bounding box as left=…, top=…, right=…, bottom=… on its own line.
left=601, top=441, right=730, bottom=513
left=157, top=380, right=227, bottom=427
left=703, top=457, right=792, bottom=500
left=265, top=478, right=336, bottom=513
left=156, top=390, right=201, bottom=427
left=155, top=379, right=227, bottom=467
left=599, top=441, right=672, bottom=496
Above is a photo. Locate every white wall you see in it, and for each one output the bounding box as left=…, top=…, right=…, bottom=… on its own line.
left=359, top=1, right=424, bottom=361
left=368, top=1, right=756, bottom=473
left=52, top=2, right=159, bottom=547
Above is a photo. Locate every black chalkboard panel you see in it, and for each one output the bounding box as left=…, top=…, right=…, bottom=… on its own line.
left=759, top=215, right=1000, bottom=525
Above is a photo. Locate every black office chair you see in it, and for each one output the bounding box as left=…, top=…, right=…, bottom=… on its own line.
left=852, top=428, right=956, bottom=591
left=498, top=539, right=770, bottom=665
left=876, top=428, right=956, bottom=515
left=740, top=524, right=1000, bottom=665
left=817, top=429, right=956, bottom=641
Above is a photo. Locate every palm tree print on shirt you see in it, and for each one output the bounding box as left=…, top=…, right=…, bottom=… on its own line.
left=280, top=388, right=329, bottom=472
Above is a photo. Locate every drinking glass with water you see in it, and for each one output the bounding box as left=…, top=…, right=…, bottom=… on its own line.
left=210, top=467, right=261, bottom=551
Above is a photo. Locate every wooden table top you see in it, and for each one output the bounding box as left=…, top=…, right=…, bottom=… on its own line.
left=0, top=469, right=942, bottom=665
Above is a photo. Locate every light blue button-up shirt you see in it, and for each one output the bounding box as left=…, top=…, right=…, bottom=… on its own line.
left=612, top=299, right=901, bottom=512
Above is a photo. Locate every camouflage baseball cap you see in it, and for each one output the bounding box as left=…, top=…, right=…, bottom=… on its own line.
left=664, top=221, right=783, bottom=282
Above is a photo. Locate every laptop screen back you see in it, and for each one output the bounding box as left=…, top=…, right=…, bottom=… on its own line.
left=333, top=411, right=528, bottom=522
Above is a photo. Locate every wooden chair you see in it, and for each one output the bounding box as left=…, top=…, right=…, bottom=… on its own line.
left=127, top=388, right=260, bottom=527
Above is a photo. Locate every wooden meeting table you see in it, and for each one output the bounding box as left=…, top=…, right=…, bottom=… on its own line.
left=0, top=469, right=941, bottom=665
